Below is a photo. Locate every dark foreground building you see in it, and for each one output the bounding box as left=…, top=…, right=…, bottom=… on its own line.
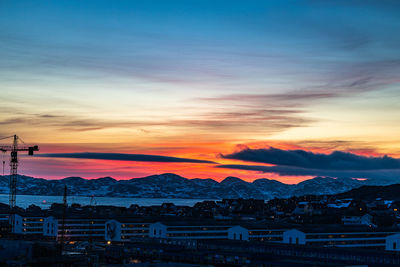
left=106, top=237, right=400, bottom=266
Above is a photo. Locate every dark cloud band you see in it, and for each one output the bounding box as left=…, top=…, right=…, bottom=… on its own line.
left=37, top=152, right=216, bottom=164
left=215, top=164, right=400, bottom=182
left=222, top=147, right=400, bottom=170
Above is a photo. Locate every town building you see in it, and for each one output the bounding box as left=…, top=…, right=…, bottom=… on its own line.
left=228, top=225, right=284, bottom=242
left=149, top=221, right=231, bottom=240
left=386, top=233, right=400, bottom=251
left=105, top=219, right=150, bottom=242
left=8, top=213, right=400, bottom=252
left=341, top=213, right=375, bottom=226
left=10, top=214, right=107, bottom=241
left=283, top=226, right=399, bottom=249
left=12, top=214, right=45, bottom=236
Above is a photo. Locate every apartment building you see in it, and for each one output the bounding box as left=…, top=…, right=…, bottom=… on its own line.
left=105, top=219, right=150, bottom=242
left=149, top=221, right=232, bottom=240
left=283, top=227, right=399, bottom=249
left=228, top=225, right=285, bottom=242
left=11, top=214, right=106, bottom=241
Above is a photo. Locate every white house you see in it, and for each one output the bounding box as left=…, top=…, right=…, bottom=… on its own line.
left=149, top=222, right=168, bottom=238
left=43, top=216, right=58, bottom=237
left=386, top=233, right=400, bottom=251
left=228, top=226, right=249, bottom=241
left=283, top=229, right=305, bottom=245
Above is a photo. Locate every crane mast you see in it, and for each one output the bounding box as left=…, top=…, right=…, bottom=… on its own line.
left=9, top=135, right=18, bottom=209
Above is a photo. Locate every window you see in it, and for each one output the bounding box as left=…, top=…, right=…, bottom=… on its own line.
left=296, top=238, right=299, bottom=244
left=154, top=229, right=156, bottom=235
left=240, top=234, right=242, bottom=240
left=233, top=233, right=236, bottom=240
left=393, top=242, right=397, bottom=250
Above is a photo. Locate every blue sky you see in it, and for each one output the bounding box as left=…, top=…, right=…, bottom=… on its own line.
left=0, top=0, right=400, bottom=181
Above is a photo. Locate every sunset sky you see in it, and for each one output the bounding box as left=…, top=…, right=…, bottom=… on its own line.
left=1, top=1, right=400, bottom=183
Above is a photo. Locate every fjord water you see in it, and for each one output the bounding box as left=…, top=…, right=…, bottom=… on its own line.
left=0, top=194, right=215, bottom=209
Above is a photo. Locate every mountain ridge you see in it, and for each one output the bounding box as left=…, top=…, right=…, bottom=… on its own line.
left=0, top=173, right=398, bottom=200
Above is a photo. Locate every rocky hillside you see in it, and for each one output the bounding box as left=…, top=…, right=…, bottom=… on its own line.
left=0, top=173, right=385, bottom=199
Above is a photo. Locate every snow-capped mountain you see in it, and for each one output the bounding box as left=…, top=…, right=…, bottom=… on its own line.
left=0, top=173, right=396, bottom=199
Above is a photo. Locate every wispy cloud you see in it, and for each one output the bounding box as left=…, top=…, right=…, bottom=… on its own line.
left=200, top=91, right=338, bottom=107
left=0, top=108, right=312, bottom=136
left=0, top=114, right=143, bottom=132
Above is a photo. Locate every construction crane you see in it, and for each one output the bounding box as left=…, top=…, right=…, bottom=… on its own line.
left=0, top=135, right=39, bottom=210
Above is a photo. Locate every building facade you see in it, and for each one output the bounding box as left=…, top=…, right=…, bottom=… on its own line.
left=149, top=222, right=231, bottom=240
left=12, top=214, right=44, bottom=235
left=11, top=215, right=106, bottom=241
left=9, top=214, right=400, bottom=252
left=105, top=219, right=149, bottom=242
left=228, top=225, right=284, bottom=242
left=283, top=228, right=399, bottom=249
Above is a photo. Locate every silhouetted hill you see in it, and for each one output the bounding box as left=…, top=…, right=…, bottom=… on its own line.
left=0, top=173, right=396, bottom=200
left=336, top=184, right=400, bottom=201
